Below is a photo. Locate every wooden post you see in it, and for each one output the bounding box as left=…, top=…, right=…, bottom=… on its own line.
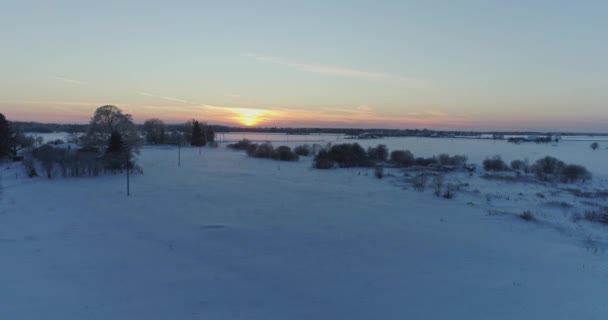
left=178, top=135, right=181, bottom=167
left=127, top=161, right=130, bottom=196
left=126, top=153, right=131, bottom=197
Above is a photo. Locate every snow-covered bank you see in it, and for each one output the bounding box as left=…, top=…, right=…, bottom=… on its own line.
left=1, top=147, right=607, bottom=319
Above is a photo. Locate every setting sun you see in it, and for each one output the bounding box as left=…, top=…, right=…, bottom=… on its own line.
left=235, top=108, right=264, bottom=126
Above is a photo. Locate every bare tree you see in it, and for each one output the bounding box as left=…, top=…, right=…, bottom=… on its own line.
left=84, top=105, right=139, bottom=152
left=143, top=118, right=166, bottom=145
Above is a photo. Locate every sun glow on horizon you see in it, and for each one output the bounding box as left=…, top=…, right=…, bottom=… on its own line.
left=235, top=108, right=265, bottom=126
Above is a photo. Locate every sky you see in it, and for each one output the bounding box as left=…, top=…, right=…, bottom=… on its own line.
left=1, top=0, right=607, bottom=131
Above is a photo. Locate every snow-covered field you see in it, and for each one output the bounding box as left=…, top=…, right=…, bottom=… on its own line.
left=1, top=138, right=608, bottom=319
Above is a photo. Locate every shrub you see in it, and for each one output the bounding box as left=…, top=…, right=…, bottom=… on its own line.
left=437, top=154, right=451, bottom=166
left=367, top=144, right=389, bottom=161
left=329, top=143, right=374, bottom=168
left=390, top=150, right=414, bottom=167
left=533, top=156, right=565, bottom=180
left=32, top=145, right=60, bottom=179
left=23, top=157, right=38, bottom=178
left=294, top=144, right=311, bottom=156
left=483, top=155, right=509, bottom=171
left=519, top=211, right=536, bottom=222
left=272, top=146, right=299, bottom=161
left=561, top=164, right=591, bottom=182
left=443, top=184, right=455, bottom=199
left=591, top=142, right=599, bottom=151
left=449, top=155, right=468, bottom=167
left=248, top=142, right=274, bottom=158
left=374, top=167, right=384, bottom=179
left=510, top=159, right=525, bottom=171
left=411, top=173, right=428, bottom=191
left=313, top=149, right=335, bottom=169
left=583, top=210, right=608, bottom=224
left=414, top=157, right=437, bottom=167
left=228, top=139, right=255, bottom=150
left=432, top=174, right=444, bottom=196
left=437, top=154, right=468, bottom=167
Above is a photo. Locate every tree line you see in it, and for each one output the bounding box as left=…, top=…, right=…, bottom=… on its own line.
left=1, top=105, right=216, bottom=179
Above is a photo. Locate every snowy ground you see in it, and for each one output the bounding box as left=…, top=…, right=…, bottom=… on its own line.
left=1, top=142, right=608, bottom=319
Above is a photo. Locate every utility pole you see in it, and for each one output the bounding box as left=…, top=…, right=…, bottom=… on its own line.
left=126, top=157, right=130, bottom=196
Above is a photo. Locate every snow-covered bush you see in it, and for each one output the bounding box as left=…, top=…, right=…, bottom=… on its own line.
left=23, top=157, right=37, bottom=178
left=313, top=143, right=373, bottom=169
left=272, top=146, right=299, bottom=162
left=560, top=164, right=591, bottom=183
left=294, top=144, right=311, bottom=156
left=367, top=144, right=388, bottom=161
left=573, top=209, right=608, bottom=225
left=483, top=155, right=509, bottom=171
left=313, top=150, right=335, bottom=169
left=590, top=142, right=599, bottom=151
left=411, top=173, right=428, bottom=191
left=437, top=154, right=468, bottom=167
left=414, top=157, right=437, bottom=167
left=532, top=156, right=565, bottom=180
left=228, top=139, right=255, bottom=150
left=510, top=159, right=525, bottom=171
left=390, top=150, right=414, bottom=167
left=432, top=174, right=444, bottom=196
left=246, top=142, right=274, bottom=158
left=519, top=211, right=536, bottom=222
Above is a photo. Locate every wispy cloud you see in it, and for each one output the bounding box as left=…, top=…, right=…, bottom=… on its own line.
left=241, top=53, right=427, bottom=88
left=137, top=91, right=196, bottom=105
left=49, top=76, right=87, bottom=85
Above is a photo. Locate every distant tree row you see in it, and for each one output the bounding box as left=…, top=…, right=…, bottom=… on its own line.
left=227, top=139, right=299, bottom=162
left=483, top=155, right=591, bottom=183
left=312, top=143, right=468, bottom=170
left=143, top=118, right=215, bottom=146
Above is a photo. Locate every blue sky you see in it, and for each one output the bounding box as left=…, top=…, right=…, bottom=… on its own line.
left=1, top=0, right=607, bottom=131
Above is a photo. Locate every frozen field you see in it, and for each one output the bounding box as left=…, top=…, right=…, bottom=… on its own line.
left=1, top=138, right=608, bottom=319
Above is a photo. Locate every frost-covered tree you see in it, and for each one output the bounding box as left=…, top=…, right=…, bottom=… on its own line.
left=84, top=105, right=139, bottom=152
left=143, top=118, right=166, bottom=145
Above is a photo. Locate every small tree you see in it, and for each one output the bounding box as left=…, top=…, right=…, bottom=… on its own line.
left=191, top=120, right=207, bottom=147
left=32, top=145, right=57, bottom=179
left=0, top=113, right=13, bottom=158
left=591, top=142, right=599, bottom=151
left=510, top=159, right=525, bottom=171
left=432, top=174, right=444, bottom=196
left=272, top=146, right=299, bottom=161
left=313, top=149, right=335, bottom=169
left=390, top=150, right=414, bottom=167
left=533, top=156, right=565, bottom=180
left=105, top=131, right=126, bottom=172
left=294, top=144, right=311, bottom=156
left=143, top=118, right=166, bottom=145
left=483, top=155, right=509, bottom=171
left=561, top=164, right=591, bottom=183
left=367, top=144, right=388, bottom=161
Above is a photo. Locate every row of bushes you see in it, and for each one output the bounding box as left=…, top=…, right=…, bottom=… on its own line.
left=483, top=155, right=591, bottom=183
left=313, top=143, right=469, bottom=170
left=227, top=140, right=299, bottom=162
left=24, top=145, right=139, bottom=179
